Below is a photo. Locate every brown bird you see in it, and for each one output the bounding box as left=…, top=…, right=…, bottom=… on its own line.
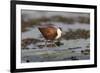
left=38, top=25, right=62, bottom=47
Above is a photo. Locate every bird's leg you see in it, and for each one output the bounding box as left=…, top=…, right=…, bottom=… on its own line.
left=52, top=40, right=57, bottom=47
left=54, top=41, right=57, bottom=47
left=51, top=41, right=54, bottom=47
left=52, top=41, right=53, bottom=47
left=45, top=40, right=47, bottom=47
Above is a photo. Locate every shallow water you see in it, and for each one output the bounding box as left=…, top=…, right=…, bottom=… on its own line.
left=21, top=48, right=90, bottom=62
left=21, top=38, right=90, bottom=62
left=21, top=22, right=90, bottom=63
left=22, top=23, right=89, bottom=39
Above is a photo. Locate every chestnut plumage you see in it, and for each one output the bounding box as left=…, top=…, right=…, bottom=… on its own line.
left=38, top=26, right=57, bottom=40
left=38, top=25, right=62, bottom=47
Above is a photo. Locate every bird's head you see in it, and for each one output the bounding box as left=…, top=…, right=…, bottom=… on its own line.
left=58, top=27, right=63, bottom=35
left=58, top=27, right=62, bottom=31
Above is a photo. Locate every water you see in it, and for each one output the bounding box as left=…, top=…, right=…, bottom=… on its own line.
left=21, top=22, right=90, bottom=62
left=22, top=22, right=89, bottom=39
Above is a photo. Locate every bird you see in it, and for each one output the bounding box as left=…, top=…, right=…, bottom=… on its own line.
left=38, top=25, right=62, bottom=47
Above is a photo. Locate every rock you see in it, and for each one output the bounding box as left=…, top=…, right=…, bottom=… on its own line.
left=37, top=45, right=44, bottom=48
left=55, top=41, right=64, bottom=46
left=26, top=60, right=30, bottom=62
left=70, top=56, right=79, bottom=60
left=68, top=47, right=81, bottom=50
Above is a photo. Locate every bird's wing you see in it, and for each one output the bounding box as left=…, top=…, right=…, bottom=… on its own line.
left=38, top=27, right=57, bottom=40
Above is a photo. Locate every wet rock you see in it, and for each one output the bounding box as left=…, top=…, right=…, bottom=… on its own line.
left=55, top=41, right=64, bottom=47
left=68, top=47, right=81, bottom=50
left=81, top=49, right=90, bottom=55
left=26, top=60, right=30, bottom=62
left=32, top=48, right=37, bottom=49
left=37, top=44, right=57, bottom=48
left=21, top=38, right=44, bottom=48
left=70, top=56, right=79, bottom=60
left=47, top=44, right=56, bottom=47
left=37, top=45, right=44, bottom=48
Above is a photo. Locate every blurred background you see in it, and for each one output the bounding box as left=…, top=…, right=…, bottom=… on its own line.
left=21, top=10, right=90, bottom=63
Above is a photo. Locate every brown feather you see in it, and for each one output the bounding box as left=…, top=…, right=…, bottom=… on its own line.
left=38, top=26, right=57, bottom=40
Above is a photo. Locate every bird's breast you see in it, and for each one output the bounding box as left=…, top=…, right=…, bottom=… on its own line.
left=55, top=28, right=62, bottom=39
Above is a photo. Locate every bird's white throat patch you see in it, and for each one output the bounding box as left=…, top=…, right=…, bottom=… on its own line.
left=55, top=28, right=62, bottom=39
